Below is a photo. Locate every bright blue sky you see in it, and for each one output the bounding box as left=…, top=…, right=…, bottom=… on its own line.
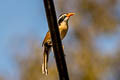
left=0, top=0, right=120, bottom=80
left=0, top=0, right=48, bottom=80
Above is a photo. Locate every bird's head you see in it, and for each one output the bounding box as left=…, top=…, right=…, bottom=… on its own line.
left=58, top=13, right=75, bottom=25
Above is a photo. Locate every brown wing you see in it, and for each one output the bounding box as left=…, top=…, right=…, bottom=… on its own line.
left=42, top=31, right=51, bottom=47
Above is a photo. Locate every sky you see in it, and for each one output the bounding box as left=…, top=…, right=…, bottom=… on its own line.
left=0, top=0, right=48, bottom=80
left=0, top=0, right=120, bottom=80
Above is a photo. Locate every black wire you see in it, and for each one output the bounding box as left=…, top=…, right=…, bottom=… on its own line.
left=43, top=0, right=69, bottom=80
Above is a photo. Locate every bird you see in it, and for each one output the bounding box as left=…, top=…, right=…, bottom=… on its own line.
left=42, top=13, right=75, bottom=75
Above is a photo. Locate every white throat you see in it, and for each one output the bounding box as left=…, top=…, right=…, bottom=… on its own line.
left=59, top=21, right=68, bottom=29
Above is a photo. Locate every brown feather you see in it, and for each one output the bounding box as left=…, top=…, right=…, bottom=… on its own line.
left=42, top=31, right=51, bottom=47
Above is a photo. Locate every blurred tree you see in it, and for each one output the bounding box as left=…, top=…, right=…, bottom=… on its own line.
left=54, top=0, right=120, bottom=80
left=0, top=76, right=5, bottom=80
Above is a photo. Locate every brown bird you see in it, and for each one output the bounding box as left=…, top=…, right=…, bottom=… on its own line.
left=42, top=13, right=75, bottom=75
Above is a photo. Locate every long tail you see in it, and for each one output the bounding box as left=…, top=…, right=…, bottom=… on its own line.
left=42, top=45, right=51, bottom=75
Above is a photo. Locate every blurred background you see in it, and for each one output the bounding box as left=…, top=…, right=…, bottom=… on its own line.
left=0, top=0, right=120, bottom=80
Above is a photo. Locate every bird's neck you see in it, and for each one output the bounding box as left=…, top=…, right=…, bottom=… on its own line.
left=59, top=21, right=69, bottom=40
left=59, top=21, right=68, bottom=30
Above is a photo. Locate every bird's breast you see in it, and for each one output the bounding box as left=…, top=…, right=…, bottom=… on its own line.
left=59, top=22, right=68, bottom=40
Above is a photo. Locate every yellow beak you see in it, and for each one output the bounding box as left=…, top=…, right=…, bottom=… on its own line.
left=66, top=13, right=75, bottom=17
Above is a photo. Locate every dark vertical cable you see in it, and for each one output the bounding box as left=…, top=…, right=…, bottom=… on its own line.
left=43, top=0, right=69, bottom=80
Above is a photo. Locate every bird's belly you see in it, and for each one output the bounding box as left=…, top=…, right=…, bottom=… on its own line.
left=60, top=29, right=68, bottom=40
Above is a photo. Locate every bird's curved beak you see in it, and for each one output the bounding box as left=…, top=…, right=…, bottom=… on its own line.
left=66, top=13, right=75, bottom=18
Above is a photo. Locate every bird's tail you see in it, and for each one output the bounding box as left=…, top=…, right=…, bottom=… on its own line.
left=42, top=45, right=51, bottom=75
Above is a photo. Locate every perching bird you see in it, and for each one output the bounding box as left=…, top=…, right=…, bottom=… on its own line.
left=42, top=13, right=75, bottom=75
